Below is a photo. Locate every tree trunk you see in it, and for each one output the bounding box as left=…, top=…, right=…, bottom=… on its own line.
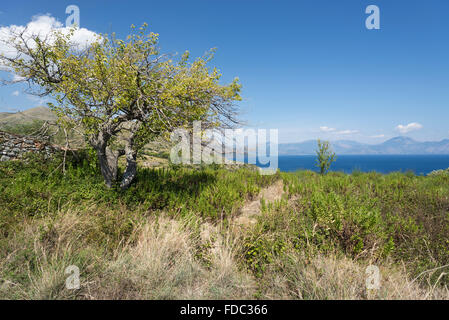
left=119, top=122, right=142, bottom=190
left=90, top=123, right=139, bottom=190
left=90, top=129, right=125, bottom=188
left=97, top=147, right=123, bottom=188
left=120, top=140, right=138, bottom=190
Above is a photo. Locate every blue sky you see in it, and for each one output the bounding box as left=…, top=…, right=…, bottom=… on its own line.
left=1, top=0, right=449, bottom=143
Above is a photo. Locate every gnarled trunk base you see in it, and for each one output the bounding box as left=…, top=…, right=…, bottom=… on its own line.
left=120, top=146, right=137, bottom=190
left=97, top=147, right=123, bottom=188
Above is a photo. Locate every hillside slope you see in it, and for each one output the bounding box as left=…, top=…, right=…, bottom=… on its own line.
left=0, top=107, right=57, bottom=126
left=1, top=158, right=448, bottom=299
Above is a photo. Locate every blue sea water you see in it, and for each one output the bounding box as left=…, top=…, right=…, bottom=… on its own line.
left=276, top=155, right=449, bottom=175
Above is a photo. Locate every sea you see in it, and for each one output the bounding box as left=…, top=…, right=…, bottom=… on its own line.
left=274, top=155, right=449, bottom=175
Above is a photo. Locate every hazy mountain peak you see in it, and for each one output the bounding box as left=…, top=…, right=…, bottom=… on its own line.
left=279, top=136, right=449, bottom=155
left=383, top=136, right=416, bottom=144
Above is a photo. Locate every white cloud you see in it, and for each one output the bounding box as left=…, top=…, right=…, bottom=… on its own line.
left=12, top=90, right=19, bottom=96
left=0, top=14, right=99, bottom=59
left=319, top=126, right=359, bottom=135
left=369, top=134, right=385, bottom=138
left=335, top=130, right=359, bottom=135
left=395, top=122, right=423, bottom=134
left=320, top=126, right=336, bottom=132
left=12, top=74, right=26, bottom=82
left=26, top=93, right=48, bottom=106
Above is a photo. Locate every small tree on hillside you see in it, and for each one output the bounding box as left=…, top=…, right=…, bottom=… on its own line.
left=315, top=139, right=336, bottom=175
left=0, top=24, right=242, bottom=189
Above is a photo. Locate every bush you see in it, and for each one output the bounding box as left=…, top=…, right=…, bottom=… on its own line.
left=315, top=139, right=336, bottom=174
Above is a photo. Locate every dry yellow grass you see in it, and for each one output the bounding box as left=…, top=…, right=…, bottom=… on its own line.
left=91, top=217, right=251, bottom=299
left=1, top=209, right=448, bottom=300
left=257, top=251, right=449, bottom=300
left=1, top=180, right=448, bottom=300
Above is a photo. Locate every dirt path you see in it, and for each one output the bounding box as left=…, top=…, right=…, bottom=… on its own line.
left=200, top=179, right=286, bottom=241
left=233, top=179, right=285, bottom=228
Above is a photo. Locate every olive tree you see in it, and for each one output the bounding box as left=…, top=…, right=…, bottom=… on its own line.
left=0, top=24, right=241, bottom=189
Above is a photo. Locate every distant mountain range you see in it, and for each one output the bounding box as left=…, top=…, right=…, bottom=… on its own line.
left=279, top=137, right=449, bottom=155
left=2, top=107, right=449, bottom=155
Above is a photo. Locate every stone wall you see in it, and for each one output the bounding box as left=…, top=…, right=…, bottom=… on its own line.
left=0, top=131, right=61, bottom=161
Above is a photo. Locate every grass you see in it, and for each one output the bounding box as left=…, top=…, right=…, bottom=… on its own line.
left=0, top=154, right=448, bottom=299
left=281, top=171, right=449, bottom=277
